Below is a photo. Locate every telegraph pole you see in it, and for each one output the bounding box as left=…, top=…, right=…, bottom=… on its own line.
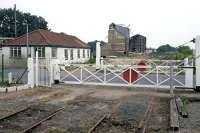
left=14, top=4, right=17, bottom=37
left=26, top=23, right=29, bottom=57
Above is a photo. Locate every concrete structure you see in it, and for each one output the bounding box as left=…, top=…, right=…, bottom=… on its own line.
left=96, top=42, right=101, bottom=69
left=0, top=29, right=90, bottom=68
left=129, top=34, right=146, bottom=53
left=195, top=35, right=200, bottom=91
left=184, top=58, right=193, bottom=88
left=108, top=23, right=129, bottom=54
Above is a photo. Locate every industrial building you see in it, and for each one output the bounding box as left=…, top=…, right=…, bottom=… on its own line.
left=129, top=34, right=146, bottom=52
left=107, top=23, right=130, bottom=54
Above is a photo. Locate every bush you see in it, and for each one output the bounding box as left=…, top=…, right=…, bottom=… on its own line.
left=0, top=81, right=11, bottom=87
left=87, top=58, right=96, bottom=64
left=180, top=96, right=190, bottom=106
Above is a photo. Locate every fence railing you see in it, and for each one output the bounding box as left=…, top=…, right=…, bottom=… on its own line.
left=60, top=64, right=187, bottom=88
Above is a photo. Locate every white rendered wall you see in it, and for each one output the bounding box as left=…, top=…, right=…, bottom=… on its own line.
left=1, top=46, right=90, bottom=67
left=1, top=46, right=27, bottom=68
left=195, top=36, right=200, bottom=87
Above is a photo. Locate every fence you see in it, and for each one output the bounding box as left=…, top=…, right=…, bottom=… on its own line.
left=59, top=63, right=191, bottom=89
left=0, top=54, right=28, bottom=84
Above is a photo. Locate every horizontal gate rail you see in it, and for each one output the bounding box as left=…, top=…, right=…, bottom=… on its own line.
left=60, top=63, right=187, bottom=89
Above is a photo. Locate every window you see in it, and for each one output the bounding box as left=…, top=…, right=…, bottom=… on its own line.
left=65, top=49, right=68, bottom=60
left=83, top=49, right=85, bottom=58
left=52, top=48, right=57, bottom=58
left=77, top=49, right=80, bottom=58
left=34, top=47, right=45, bottom=57
left=70, top=49, right=73, bottom=60
left=0, top=46, right=2, bottom=53
left=10, top=47, right=21, bottom=58
left=87, top=49, right=89, bottom=57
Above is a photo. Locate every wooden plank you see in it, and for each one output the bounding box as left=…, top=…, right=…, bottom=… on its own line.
left=175, top=97, right=188, bottom=118
left=175, top=97, right=183, bottom=115
left=170, top=98, right=179, bottom=131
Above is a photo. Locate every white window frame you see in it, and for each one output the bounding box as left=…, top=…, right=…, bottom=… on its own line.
left=51, top=47, right=57, bottom=58
left=87, top=49, right=89, bottom=58
left=77, top=49, right=80, bottom=59
left=70, top=49, right=73, bottom=60
left=83, top=49, right=85, bottom=58
left=34, top=47, right=45, bottom=58
left=65, top=49, right=68, bottom=60
left=10, top=47, right=21, bottom=58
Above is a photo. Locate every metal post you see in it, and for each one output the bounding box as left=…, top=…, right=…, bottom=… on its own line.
left=1, top=54, right=4, bottom=82
left=129, top=67, right=131, bottom=84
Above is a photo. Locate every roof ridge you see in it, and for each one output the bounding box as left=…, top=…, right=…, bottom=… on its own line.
left=38, top=29, right=51, bottom=44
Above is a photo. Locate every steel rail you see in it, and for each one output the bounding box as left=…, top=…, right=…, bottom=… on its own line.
left=0, top=106, right=30, bottom=121
left=21, top=107, right=65, bottom=133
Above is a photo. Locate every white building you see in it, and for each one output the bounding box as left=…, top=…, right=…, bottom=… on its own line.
left=0, top=29, right=90, bottom=68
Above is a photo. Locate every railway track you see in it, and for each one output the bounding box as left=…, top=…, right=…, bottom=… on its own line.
left=137, top=97, right=154, bottom=133
left=87, top=97, right=155, bottom=133
left=0, top=104, right=65, bottom=133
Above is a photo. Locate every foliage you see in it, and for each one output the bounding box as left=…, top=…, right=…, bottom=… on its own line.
left=0, top=81, right=11, bottom=87
left=176, top=46, right=193, bottom=59
left=157, top=44, right=176, bottom=53
left=0, top=8, right=49, bottom=37
left=155, top=44, right=193, bottom=60
left=180, top=96, right=190, bottom=106
left=87, top=58, right=96, bottom=64
left=88, top=40, right=98, bottom=53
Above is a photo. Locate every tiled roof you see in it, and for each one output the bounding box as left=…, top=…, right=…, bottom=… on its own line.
left=3, top=29, right=89, bottom=48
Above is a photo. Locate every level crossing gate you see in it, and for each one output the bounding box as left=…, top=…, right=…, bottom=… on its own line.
left=58, top=59, right=193, bottom=89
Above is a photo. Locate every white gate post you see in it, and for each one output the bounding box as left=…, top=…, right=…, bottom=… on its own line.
left=195, top=35, right=200, bottom=91
left=35, top=51, right=39, bottom=86
left=184, top=58, right=193, bottom=88
left=50, top=59, right=54, bottom=85
left=100, top=57, right=104, bottom=70
left=96, top=42, right=101, bottom=70
left=28, top=57, right=34, bottom=88
left=8, top=72, right=12, bottom=84
left=53, top=60, right=60, bottom=84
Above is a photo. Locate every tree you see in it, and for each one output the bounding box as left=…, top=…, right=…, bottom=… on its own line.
left=176, top=46, right=193, bottom=59
left=157, top=44, right=176, bottom=53
left=0, top=8, right=49, bottom=37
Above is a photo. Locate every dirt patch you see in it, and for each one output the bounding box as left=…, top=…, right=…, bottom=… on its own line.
left=0, top=84, right=173, bottom=133
left=90, top=88, right=170, bottom=100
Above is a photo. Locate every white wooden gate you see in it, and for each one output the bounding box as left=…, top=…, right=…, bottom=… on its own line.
left=59, top=59, right=192, bottom=89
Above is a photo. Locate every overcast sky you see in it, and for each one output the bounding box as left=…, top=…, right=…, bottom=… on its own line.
left=1, top=0, right=200, bottom=48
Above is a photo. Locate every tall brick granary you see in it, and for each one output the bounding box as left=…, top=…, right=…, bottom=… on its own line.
left=108, top=23, right=130, bottom=53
